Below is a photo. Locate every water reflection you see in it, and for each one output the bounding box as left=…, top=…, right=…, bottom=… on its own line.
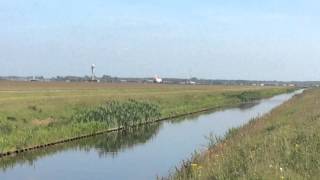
left=0, top=123, right=161, bottom=171
left=169, top=101, right=259, bottom=125
left=238, top=101, right=259, bottom=110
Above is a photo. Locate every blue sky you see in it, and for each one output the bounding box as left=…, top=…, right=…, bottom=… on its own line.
left=1, top=0, right=320, bottom=81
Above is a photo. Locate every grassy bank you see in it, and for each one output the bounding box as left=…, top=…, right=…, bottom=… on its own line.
left=0, top=81, right=291, bottom=153
left=171, top=89, right=320, bottom=180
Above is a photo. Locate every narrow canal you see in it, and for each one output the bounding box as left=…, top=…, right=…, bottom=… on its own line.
left=0, top=90, right=303, bottom=180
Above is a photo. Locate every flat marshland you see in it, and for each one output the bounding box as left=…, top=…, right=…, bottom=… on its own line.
left=0, top=81, right=291, bottom=153
left=171, top=88, right=320, bottom=179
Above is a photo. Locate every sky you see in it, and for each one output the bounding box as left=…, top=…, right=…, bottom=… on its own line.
left=1, top=0, right=320, bottom=81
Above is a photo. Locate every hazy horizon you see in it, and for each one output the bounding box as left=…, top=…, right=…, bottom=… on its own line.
left=2, top=74, right=319, bottom=83
left=1, top=1, right=320, bottom=81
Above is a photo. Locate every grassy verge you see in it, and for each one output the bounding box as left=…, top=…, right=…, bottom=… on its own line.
left=170, top=88, right=320, bottom=180
left=0, top=81, right=292, bottom=153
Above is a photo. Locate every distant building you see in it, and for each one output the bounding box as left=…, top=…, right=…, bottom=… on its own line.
left=89, top=64, right=99, bottom=82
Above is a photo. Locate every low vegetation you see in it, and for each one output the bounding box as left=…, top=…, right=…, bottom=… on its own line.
left=72, top=100, right=161, bottom=128
left=0, top=81, right=292, bottom=153
left=171, top=88, right=320, bottom=180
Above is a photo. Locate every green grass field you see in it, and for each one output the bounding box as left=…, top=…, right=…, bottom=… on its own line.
left=171, top=88, right=320, bottom=180
left=0, top=81, right=291, bottom=153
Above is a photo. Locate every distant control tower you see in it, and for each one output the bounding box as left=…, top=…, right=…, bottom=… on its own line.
left=91, top=64, right=96, bottom=81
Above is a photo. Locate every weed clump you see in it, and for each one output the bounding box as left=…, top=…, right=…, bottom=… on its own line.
left=72, top=99, right=161, bottom=129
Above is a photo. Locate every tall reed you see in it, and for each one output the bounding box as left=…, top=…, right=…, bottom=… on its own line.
left=72, top=99, right=161, bottom=129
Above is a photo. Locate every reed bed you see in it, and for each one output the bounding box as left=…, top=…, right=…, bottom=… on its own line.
left=72, top=100, right=161, bottom=128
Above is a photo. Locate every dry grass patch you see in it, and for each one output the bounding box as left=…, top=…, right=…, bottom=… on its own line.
left=31, top=118, right=55, bottom=126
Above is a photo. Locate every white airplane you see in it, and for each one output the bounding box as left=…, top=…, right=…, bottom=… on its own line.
left=153, top=75, right=163, bottom=83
